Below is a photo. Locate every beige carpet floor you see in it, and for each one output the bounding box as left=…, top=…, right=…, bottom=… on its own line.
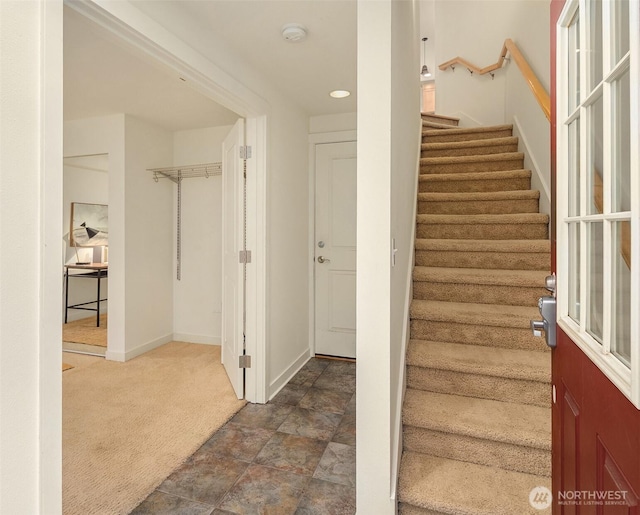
left=62, top=363, right=74, bottom=372
left=63, top=314, right=108, bottom=347
left=63, top=342, right=246, bottom=515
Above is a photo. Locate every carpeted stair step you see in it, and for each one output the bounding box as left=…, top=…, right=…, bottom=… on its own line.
left=402, top=115, right=552, bottom=515
left=419, top=169, right=532, bottom=193
left=418, top=190, right=540, bottom=215
left=416, top=213, right=549, bottom=240
left=421, top=153, right=525, bottom=174
left=412, top=266, right=548, bottom=306
left=422, top=137, right=519, bottom=158
left=414, top=239, right=550, bottom=270
left=406, top=340, right=550, bottom=407
left=423, top=124, right=513, bottom=144
left=402, top=389, right=550, bottom=476
left=410, top=299, right=549, bottom=352
left=421, top=113, right=460, bottom=127
left=398, top=453, right=551, bottom=515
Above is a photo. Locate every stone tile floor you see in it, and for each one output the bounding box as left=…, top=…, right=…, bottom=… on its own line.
left=131, top=358, right=356, bottom=514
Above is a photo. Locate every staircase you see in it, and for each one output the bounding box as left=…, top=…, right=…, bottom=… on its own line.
left=397, top=114, right=552, bottom=514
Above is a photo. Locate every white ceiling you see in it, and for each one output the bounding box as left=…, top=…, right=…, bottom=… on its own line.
left=64, top=7, right=240, bottom=131
left=64, top=1, right=357, bottom=132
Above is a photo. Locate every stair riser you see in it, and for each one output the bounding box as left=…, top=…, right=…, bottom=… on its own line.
left=399, top=504, right=443, bottom=515
left=423, top=124, right=453, bottom=130
left=406, top=366, right=550, bottom=408
left=402, top=426, right=551, bottom=477
left=414, top=250, right=550, bottom=270
left=410, top=320, right=549, bottom=352
left=416, top=223, right=549, bottom=240
left=423, top=128, right=513, bottom=143
left=419, top=198, right=539, bottom=215
left=422, top=115, right=459, bottom=127
left=413, top=282, right=548, bottom=306
left=422, top=143, right=518, bottom=158
left=421, top=159, right=524, bottom=175
left=419, top=177, right=530, bottom=193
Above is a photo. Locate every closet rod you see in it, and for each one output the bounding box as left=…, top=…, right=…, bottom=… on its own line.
left=148, top=162, right=222, bottom=183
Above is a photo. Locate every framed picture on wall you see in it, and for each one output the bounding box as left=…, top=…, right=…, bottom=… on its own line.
left=70, top=202, right=108, bottom=247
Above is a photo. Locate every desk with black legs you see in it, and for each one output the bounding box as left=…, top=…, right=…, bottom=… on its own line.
left=64, top=263, right=108, bottom=327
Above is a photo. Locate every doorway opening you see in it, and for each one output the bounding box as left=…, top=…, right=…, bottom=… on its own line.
left=62, top=2, right=266, bottom=400
left=62, top=153, right=110, bottom=357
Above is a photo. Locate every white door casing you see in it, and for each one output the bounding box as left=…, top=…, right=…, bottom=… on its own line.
left=222, top=118, right=245, bottom=399
left=314, top=141, right=357, bottom=358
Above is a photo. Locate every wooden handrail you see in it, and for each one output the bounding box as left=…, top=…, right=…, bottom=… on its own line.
left=593, top=170, right=631, bottom=269
left=439, top=39, right=551, bottom=122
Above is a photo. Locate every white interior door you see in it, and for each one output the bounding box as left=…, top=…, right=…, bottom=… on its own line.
left=315, top=141, right=357, bottom=358
left=222, top=118, right=245, bottom=399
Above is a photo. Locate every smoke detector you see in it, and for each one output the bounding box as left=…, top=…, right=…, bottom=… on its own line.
left=282, top=24, right=308, bottom=43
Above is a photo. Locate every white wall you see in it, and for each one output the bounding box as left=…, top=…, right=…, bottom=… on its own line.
left=309, top=112, right=357, bottom=134
left=504, top=3, right=551, bottom=215
left=430, top=0, right=551, bottom=213
left=64, top=115, right=175, bottom=361
left=419, top=0, right=436, bottom=87
left=266, top=104, right=311, bottom=397
left=63, top=156, right=109, bottom=321
left=0, top=1, right=63, bottom=512
left=120, top=115, right=174, bottom=360
left=356, top=0, right=420, bottom=511
left=172, top=125, right=232, bottom=344
left=433, top=0, right=549, bottom=126
left=357, top=2, right=393, bottom=507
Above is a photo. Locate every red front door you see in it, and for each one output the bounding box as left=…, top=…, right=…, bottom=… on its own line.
left=551, top=1, right=640, bottom=513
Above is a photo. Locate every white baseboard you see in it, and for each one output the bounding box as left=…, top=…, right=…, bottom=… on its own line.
left=512, top=116, right=551, bottom=215
left=268, top=349, right=312, bottom=401
left=105, top=333, right=173, bottom=362
left=172, top=333, right=220, bottom=345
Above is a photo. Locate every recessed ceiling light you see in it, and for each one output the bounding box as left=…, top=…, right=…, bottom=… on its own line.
left=330, top=90, right=351, bottom=99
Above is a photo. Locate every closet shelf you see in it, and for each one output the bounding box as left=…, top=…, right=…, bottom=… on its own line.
left=148, top=162, right=222, bottom=183
left=148, top=161, right=222, bottom=281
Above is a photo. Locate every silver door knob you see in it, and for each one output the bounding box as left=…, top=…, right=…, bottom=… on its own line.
left=317, top=256, right=330, bottom=263
left=530, top=296, right=557, bottom=348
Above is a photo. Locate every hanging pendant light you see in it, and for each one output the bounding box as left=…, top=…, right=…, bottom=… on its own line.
left=421, top=37, right=432, bottom=79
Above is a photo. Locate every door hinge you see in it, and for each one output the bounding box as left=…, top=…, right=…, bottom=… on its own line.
left=239, top=250, right=252, bottom=264
left=239, top=355, right=252, bottom=368
left=239, top=146, right=252, bottom=159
